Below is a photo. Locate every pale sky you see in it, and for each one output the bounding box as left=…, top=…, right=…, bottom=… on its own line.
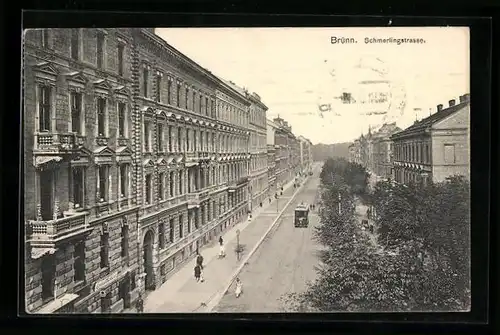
left=156, top=27, right=469, bottom=144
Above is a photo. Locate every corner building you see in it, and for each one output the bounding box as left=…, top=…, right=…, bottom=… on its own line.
left=132, top=29, right=250, bottom=294
left=24, top=28, right=141, bottom=314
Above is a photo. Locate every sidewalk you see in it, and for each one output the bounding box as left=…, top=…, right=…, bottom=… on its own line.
left=144, top=177, right=300, bottom=313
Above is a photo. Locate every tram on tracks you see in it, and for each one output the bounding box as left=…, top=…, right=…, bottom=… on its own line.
left=294, top=203, right=310, bottom=228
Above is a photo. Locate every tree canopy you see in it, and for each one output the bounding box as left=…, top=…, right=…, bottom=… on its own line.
left=281, top=160, right=470, bottom=312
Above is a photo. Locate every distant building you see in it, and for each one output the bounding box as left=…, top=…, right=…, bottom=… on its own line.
left=371, top=123, right=402, bottom=179
left=297, top=135, right=313, bottom=174
left=391, top=94, right=470, bottom=185
left=266, top=119, right=278, bottom=196
left=273, top=117, right=298, bottom=187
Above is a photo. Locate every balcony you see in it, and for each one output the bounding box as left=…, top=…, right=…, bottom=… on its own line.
left=26, top=212, right=91, bottom=255
left=34, top=132, right=82, bottom=156
left=187, top=189, right=210, bottom=208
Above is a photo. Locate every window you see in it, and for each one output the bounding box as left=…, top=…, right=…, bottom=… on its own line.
left=192, top=91, right=196, bottom=112
left=72, top=167, right=85, bottom=208
left=178, top=170, right=183, bottom=194
left=169, top=172, right=174, bottom=197
left=444, top=144, right=456, bottom=164
left=426, top=144, right=430, bottom=163
left=41, top=255, right=56, bottom=302
left=177, top=128, right=182, bottom=151
left=158, top=124, right=164, bottom=151
left=117, top=43, right=125, bottom=76
left=185, top=87, right=189, bottom=110
left=118, top=102, right=126, bottom=137
left=167, top=80, right=172, bottom=104
left=159, top=222, right=165, bottom=249
left=186, top=129, right=190, bottom=151
left=121, top=224, right=129, bottom=259
left=71, top=92, right=82, bottom=134
left=41, top=29, right=49, bottom=48
left=178, top=215, right=184, bottom=239
left=176, top=83, right=181, bottom=106
left=169, top=219, right=175, bottom=243
left=97, top=166, right=109, bottom=203
left=144, top=122, right=151, bottom=152
left=100, top=230, right=109, bottom=268
left=145, top=174, right=152, bottom=204
left=119, top=164, right=128, bottom=198
left=168, top=125, right=173, bottom=152
left=96, top=32, right=105, bottom=69
left=39, top=86, right=51, bottom=131
left=158, top=173, right=164, bottom=200
left=205, top=97, right=209, bottom=115
left=199, top=95, right=202, bottom=114
left=200, top=131, right=204, bottom=152
left=143, top=67, right=149, bottom=98
left=74, top=241, right=85, bottom=282
left=97, top=97, right=106, bottom=137
left=71, top=29, right=79, bottom=60
left=156, top=74, right=162, bottom=102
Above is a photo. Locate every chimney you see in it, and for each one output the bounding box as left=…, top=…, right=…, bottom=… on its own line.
left=463, top=93, right=470, bottom=102
left=437, top=104, right=443, bottom=112
left=459, top=95, right=465, bottom=103
left=449, top=99, right=456, bottom=107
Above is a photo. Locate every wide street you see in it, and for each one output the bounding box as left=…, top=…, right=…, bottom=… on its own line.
left=213, top=169, right=323, bottom=312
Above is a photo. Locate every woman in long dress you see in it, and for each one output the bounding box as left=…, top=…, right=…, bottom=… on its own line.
left=235, top=278, right=243, bottom=298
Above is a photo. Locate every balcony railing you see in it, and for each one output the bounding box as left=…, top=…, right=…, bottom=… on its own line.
left=27, top=211, right=89, bottom=247
left=34, top=132, right=81, bottom=155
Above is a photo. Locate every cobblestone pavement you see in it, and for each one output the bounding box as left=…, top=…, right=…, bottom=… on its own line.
left=213, top=172, right=323, bottom=312
left=143, top=176, right=303, bottom=313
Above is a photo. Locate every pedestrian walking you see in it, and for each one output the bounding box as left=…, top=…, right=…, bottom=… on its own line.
left=218, top=236, right=226, bottom=258
left=194, top=264, right=202, bottom=282
left=235, top=278, right=243, bottom=298
left=135, top=293, right=144, bottom=313
left=196, top=250, right=204, bottom=270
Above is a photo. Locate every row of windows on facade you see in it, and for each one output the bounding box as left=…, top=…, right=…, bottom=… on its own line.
left=142, top=68, right=215, bottom=118
left=39, top=86, right=248, bottom=153
left=251, top=157, right=268, bottom=171
left=250, top=107, right=267, bottom=128
left=250, top=133, right=267, bottom=149
left=38, top=86, right=129, bottom=139
left=217, top=101, right=249, bottom=128
left=393, top=142, right=433, bottom=164
left=40, top=29, right=126, bottom=77
left=143, top=122, right=248, bottom=154
left=66, top=162, right=247, bottom=212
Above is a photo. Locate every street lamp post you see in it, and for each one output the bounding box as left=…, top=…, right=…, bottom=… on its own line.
left=338, top=192, right=342, bottom=215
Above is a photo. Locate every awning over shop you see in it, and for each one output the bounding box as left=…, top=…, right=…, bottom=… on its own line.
left=31, top=247, right=57, bottom=260
left=35, top=156, right=62, bottom=169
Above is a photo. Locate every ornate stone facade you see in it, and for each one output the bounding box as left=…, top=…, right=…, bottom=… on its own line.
left=24, top=28, right=140, bottom=314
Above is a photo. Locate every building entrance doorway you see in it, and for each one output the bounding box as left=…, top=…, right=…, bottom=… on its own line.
left=143, top=231, right=154, bottom=290
left=119, top=276, right=131, bottom=309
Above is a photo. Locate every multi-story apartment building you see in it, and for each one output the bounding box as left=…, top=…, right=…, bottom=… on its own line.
left=266, top=119, right=278, bottom=197
left=348, top=138, right=362, bottom=165
left=24, top=28, right=141, bottom=314
left=371, top=123, right=401, bottom=180
left=391, top=94, right=470, bottom=185
left=272, top=117, right=297, bottom=187
left=132, top=29, right=250, bottom=294
left=248, top=93, right=269, bottom=211
left=298, top=136, right=312, bottom=174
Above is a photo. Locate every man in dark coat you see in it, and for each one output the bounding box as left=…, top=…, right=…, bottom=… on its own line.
left=196, top=251, right=204, bottom=270
left=194, top=264, right=202, bottom=282
left=136, top=293, right=144, bottom=313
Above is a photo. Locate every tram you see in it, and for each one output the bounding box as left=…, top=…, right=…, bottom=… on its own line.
left=294, top=203, right=310, bottom=228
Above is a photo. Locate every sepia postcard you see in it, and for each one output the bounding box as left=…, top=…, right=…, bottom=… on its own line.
left=23, top=26, right=470, bottom=314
